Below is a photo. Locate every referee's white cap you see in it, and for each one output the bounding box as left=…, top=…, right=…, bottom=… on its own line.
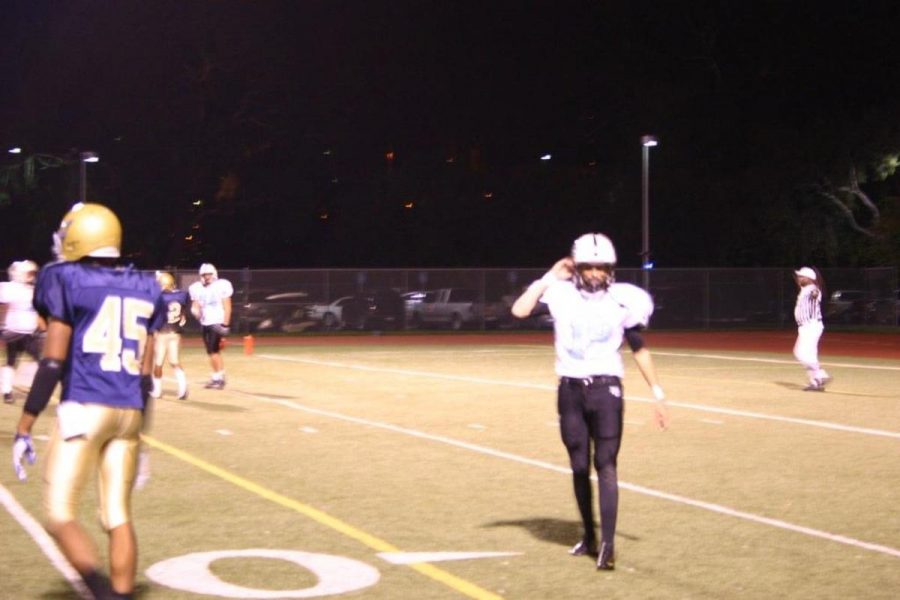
left=794, top=267, right=817, bottom=280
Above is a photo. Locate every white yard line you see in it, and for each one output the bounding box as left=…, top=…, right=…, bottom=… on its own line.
left=257, top=354, right=900, bottom=440
left=296, top=346, right=900, bottom=371
left=231, top=388, right=900, bottom=560
left=0, top=483, right=91, bottom=599
left=654, top=350, right=900, bottom=371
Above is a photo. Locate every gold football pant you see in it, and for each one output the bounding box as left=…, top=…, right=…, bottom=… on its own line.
left=153, top=331, right=182, bottom=367
left=44, top=403, right=143, bottom=531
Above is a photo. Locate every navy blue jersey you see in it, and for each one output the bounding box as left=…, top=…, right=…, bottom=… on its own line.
left=34, top=262, right=166, bottom=409
left=160, top=289, right=190, bottom=334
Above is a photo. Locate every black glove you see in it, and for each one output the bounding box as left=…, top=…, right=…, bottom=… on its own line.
left=210, top=324, right=230, bottom=337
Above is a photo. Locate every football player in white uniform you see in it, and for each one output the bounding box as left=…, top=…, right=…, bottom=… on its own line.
left=0, top=260, right=45, bottom=403
left=512, top=233, right=669, bottom=571
left=188, top=263, right=233, bottom=389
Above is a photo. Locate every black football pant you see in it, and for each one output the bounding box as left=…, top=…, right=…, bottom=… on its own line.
left=5, top=333, right=43, bottom=366
left=201, top=325, right=225, bottom=354
left=558, top=376, right=624, bottom=547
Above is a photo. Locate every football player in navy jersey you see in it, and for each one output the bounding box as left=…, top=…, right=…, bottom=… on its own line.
left=12, top=203, right=166, bottom=600
left=150, top=271, right=190, bottom=400
left=512, top=233, right=669, bottom=571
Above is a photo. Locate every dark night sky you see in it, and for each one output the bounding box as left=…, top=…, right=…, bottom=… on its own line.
left=1, top=1, right=899, bottom=269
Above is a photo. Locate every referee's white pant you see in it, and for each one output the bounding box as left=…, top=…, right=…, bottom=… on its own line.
left=793, top=321, right=829, bottom=383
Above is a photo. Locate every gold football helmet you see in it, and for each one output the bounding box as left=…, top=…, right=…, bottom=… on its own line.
left=53, top=203, right=122, bottom=261
left=156, top=271, right=176, bottom=292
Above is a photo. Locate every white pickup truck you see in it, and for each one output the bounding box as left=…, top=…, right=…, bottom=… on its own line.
left=407, top=288, right=504, bottom=330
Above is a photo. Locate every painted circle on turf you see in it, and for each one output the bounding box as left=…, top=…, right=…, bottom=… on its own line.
left=145, top=549, right=380, bottom=598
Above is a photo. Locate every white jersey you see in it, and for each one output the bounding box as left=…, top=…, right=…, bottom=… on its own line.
left=189, top=278, right=233, bottom=326
left=794, top=283, right=822, bottom=326
left=0, top=280, right=39, bottom=334
left=541, top=281, right=654, bottom=378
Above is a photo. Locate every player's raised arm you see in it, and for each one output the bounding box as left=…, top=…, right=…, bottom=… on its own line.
left=511, top=257, right=573, bottom=318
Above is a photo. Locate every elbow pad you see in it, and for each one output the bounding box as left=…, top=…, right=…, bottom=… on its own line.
left=23, top=358, right=64, bottom=417
left=623, top=326, right=646, bottom=352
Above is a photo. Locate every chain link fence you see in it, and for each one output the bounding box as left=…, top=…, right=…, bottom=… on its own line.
left=167, top=266, right=899, bottom=333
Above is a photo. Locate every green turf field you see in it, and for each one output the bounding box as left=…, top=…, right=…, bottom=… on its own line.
left=1, top=338, right=898, bottom=599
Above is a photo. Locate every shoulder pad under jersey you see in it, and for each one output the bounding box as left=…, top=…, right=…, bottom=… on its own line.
left=608, top=282, right=654, bottom=328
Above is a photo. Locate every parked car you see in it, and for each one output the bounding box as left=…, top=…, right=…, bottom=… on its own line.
left=341, top=289, right=405, bottom=330
left=403, top=290, right=436, bottom=328
left=411, top=288, right=505, bottom=330
left=871, top=289, right=900, bottom=326
left=305, top=296, right=355, bottom=330
left=240, top=291, right=309, bottom=332
left=825, top=290, right=872, bottom=324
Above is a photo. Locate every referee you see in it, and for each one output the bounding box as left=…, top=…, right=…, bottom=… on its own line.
left=793, top=266, right=831, bottom=391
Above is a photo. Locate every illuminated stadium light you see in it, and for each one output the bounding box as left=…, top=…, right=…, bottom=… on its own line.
left=79, top=151, right=100, bottom=203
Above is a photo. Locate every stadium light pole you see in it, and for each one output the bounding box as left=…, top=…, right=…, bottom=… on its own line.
left=79, top=151, right=99, bottom=203
left=640, top=135, right=658, bottom=290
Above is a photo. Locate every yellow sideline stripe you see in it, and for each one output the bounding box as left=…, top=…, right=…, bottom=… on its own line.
left=142, top=434, right=504, bottom=600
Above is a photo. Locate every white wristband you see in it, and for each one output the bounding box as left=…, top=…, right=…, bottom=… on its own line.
left=651, top=385, right=665, bottom=402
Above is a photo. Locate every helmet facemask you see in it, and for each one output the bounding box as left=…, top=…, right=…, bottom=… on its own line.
left=574, top=263, right=614, bottom=293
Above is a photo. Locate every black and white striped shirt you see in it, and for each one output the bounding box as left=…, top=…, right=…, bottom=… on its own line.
left=794, top=284, right=822, bottom=325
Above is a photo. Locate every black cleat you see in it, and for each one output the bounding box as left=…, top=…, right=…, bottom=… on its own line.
left=204, top=379, right=225, bottom=390
left=569, top=539, right=598, bottom=557
left=3, top=392, right=12, bottom=404
left=596, top=542, right=615, bottom=570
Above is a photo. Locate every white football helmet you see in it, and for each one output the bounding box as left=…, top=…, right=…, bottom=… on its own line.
left=198, top=263, right=218, bottom=280
left=7, top=260, right=38, bottom=284
left=572, top=233, right=617, bottom=265
left=571, top=233, right=617, bottom=293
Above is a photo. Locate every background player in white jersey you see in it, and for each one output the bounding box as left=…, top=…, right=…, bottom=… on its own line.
left=151, top=271, right=190, bottom=400
left=12, top=202, right=166, bottom=599
left=189, top=263, right=233, bottom=389
left=0, top=260, right=45, bottom=403
left=793, top=266, right=831, bottom=391
left=512, top=233, right=669, bottom=571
